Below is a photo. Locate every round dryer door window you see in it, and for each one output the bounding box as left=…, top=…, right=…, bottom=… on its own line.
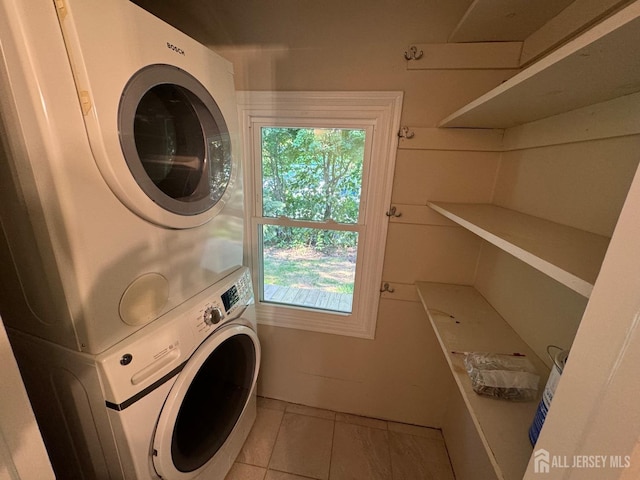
left=152, top=324, right=260, bottom=478
left=119, top=65, right=232, bottom=219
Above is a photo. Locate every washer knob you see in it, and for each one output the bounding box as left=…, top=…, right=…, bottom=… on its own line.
left=204, top=306, right=224, bottom=326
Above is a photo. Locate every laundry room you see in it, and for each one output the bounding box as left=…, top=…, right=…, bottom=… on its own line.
left=1, top=0, right=640, bottom=479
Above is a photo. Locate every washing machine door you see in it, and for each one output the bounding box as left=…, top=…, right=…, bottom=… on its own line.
left=152, top=323, right=259, bottom=479
left=118, top=64, right=234, bottom=226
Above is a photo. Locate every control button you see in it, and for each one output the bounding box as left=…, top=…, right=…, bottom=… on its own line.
left=120, top=353, right=133, bottom=366
left=203, top=306, right=224, bottom=326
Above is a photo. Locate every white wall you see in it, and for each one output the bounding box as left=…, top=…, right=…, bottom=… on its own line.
left=523, top=139, right=640, bottom=480
left=476, top=94, right=640, bottom=366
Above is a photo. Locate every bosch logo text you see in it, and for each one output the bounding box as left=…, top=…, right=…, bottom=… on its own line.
left=167, top=42, right=185, bottom=55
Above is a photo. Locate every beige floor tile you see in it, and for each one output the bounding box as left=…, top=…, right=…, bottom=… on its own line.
left=330, top=422, right=392, bottom=480
left=269, top=413, right=334, bottom=480
left=389, top=431, right=455, bottom=480
left=237, top=399, right=455, bottom=480
left=236, top=407, right=284, bottom=467
left=335, top=412, right=388, bottom=430
left=265, top=470, right=317, bottom=480
left=258, top=396, right=289, bottom=412
left=286, top=403, right=336, bottom=420
left=387, top=422, right=443, bottom=441
left=225, top=462, right=267, bottom=480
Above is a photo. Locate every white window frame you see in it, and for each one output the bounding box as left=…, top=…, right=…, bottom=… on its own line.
left=237, top=91, right=402, bottom=339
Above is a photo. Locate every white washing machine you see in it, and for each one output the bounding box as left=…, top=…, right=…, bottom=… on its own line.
left=8, top=267, right=260, bottom=480
left=0, top=0, right=244, bottom=354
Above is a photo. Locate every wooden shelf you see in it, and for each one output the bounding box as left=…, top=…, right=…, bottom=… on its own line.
left=428, top=202, right=610, bottom=297
left=448, top=0, right=575, bottom=43
left=416, top=281, right=550, bottom=480
left=439, top=1, right=640, bottom=128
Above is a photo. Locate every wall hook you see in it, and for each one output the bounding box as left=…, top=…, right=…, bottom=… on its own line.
left=398, top=126, right=415, bottom=139
left=385, top=206, right=402, bottom=218
left=380, top=282, right=395, bottom=293
left=404, top=45, right=424, bottom=61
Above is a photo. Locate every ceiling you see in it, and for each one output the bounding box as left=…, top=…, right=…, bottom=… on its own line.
left=132, top=0, right=473, bottom=47
left=130, top=0, right=625, bottom=54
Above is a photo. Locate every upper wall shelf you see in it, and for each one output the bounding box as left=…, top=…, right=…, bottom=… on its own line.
left=428, top=202, right=611, bottom=298
left=448, top=0, right=575, bottom=43
left=439, top=1, right=640, bottom=128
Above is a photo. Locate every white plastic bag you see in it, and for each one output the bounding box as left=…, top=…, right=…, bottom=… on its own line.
left=464, top=353, right=540, bottom=401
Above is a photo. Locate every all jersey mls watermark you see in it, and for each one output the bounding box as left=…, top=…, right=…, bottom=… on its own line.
left=534, top=449, right=631, bottom=473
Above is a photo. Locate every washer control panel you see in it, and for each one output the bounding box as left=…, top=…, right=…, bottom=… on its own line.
left=194, top=267, right=252, bottom=336
left=222, top=271, right=251, bottom=313
left=97, top=267, right=254, bottom=404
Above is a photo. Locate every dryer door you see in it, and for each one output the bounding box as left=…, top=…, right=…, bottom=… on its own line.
left=152, top=323, right=259, bottom=479
left=54, top=0, right=241, bottom=229
left=118, top=65, right=234, bottom=221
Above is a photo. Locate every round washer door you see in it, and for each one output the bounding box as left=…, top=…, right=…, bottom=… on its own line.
left=152, top=323, right=260, bottom=479
left=118, top=64, right=235, bottom=228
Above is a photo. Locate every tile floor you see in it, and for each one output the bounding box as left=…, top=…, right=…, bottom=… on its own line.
left=225, top=397, right=455, bottom=480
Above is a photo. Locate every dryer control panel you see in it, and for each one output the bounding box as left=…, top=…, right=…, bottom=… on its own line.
left=96, top=266, right=254, bottom=405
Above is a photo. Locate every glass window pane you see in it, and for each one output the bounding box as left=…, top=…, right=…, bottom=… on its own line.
left=261, top=225, right=357, bottom=313
left=260, top=127, right=365, bottom=223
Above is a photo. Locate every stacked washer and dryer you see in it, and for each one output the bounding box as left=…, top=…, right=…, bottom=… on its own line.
left=0, top=0, right=259, bottom=478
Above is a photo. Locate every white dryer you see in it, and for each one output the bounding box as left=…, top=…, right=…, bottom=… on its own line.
left=8, top=267, right=260, bottom=480
left=0, top=0, right=244, bottom=353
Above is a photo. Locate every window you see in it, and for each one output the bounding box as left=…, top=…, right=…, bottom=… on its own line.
left=238, top=92, right=402, bottom=338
